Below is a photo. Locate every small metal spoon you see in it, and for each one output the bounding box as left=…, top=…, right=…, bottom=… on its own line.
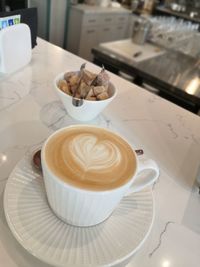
left=72, top=97, right=84, bottom=107
left=135, top=149, right=144, bottom=156
left=33, top=149, right=42, bottom=171
left=72, top=63, right=86, bottom=107
left=32, top=148, right=144, bottom=172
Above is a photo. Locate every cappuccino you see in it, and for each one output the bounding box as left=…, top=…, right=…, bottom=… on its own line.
left=44, top=126, right=136, bottom=191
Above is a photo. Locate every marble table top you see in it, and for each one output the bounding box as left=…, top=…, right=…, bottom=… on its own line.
left=0, top=38, right=200, bottom=267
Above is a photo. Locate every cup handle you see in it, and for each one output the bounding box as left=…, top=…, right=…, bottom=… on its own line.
left=126, top=158, right=159, bottom=195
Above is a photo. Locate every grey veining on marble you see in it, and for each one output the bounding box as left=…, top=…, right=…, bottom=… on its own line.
left=148, top=221, right=175, bottom=258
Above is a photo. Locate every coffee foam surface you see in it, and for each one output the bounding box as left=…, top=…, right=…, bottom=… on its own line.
left=45, top=127, right=136, bottom=191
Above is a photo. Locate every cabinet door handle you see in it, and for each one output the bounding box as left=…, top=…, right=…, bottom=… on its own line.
left=117, top=26, right=123, bottom=30
left=103, top=28, right=110, bottom=31
left=88, top=19, right=96, bottom=23
left=87, top=30, right=95, bottom=34
left=119, top=17, right=125, bottom=21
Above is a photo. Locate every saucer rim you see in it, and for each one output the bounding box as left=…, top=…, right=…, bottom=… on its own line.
left=4, top=157, right=155, bottom=267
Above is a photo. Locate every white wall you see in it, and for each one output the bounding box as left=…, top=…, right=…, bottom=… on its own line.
left=28, top=0, right=49, bottom=40
left=49, top=0, right=68, bottom=47
left=28, top=0, right=68, bottom=47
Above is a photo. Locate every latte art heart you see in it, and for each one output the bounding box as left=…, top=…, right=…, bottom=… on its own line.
left=45, top=126, right=136, bottom=190
left=69, top=134, right=121, bottom=172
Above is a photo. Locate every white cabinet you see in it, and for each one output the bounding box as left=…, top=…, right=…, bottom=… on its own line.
left=79, top=26, right=100, bottom=60
left=99, top=26, right=114, bottom=42
left=66, top=4, right=131, bottom=61
left=49, top=0, right=68, bottom=47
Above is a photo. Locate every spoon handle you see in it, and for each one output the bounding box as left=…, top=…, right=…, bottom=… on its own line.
left=135, top=149, right=144, bottom=156
left=72, top=63, right=86, bottom=98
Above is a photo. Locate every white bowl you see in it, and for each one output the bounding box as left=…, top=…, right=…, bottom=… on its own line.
left=54, top=72, right=117, bottom=121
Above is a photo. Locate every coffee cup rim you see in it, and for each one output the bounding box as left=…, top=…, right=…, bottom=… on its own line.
left=41, top=125, right=138, bottom=194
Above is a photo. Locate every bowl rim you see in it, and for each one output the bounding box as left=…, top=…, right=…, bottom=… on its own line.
left=54, top=71, right=117, bottom=103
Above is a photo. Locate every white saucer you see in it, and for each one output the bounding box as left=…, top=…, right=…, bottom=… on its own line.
left=4, top=157, right=154, bottom=267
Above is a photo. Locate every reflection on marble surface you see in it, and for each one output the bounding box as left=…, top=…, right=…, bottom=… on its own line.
left=182, top=182, right=200, bottom=235
left=137, top=51, right=200, bottom=98
left=40, top=100, right=115, bottom=131
left=40, top=101, right=67, bottom=130
left=0, top=38, right=200, bottom=267
left=127, top=219, right=200, bottom=267
left=0, top=90, right=22, bottom=112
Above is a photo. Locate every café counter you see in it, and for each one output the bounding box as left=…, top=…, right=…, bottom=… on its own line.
left=0, top=38, right=200, bottom=267
left=92, top=40, right=200, bottom=114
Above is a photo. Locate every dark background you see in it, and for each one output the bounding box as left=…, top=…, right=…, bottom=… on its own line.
left=0, top=0, right=27, bottom=12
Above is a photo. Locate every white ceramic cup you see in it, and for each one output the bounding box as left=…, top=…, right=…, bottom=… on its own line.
left=54, top=72, right=117, bottom=121
left=41, top=125, right=159, bottom=227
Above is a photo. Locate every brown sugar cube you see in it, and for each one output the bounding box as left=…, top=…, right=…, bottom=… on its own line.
left=74, top=92, right=81, bottom=99
left=79, top=81, right=87, bottom=93
left=62, top=86, right=71, bottom=95
left=70, top=82, right=87, bottom=98
left=58, top=79, right=67, bottom=88
left=86, top=96, right=97, bottom=101
left=58, top=80, right=71, bottom=95
left=79, top=80, right=87, bottom=89
left=82, top=69, right=96, bottom=85
left=87, top=87, right=95, bottom=98
left=70, top=84, right=79, bottom=95
left=96, top=91, right=109, bottom=100
left=63, top=86, right=71, bottom=95
left=104, top=83, right=109, bottom=90
left=80, top=84, right=91, bottom=98
left=68, top=74, right=80, bottom=87
left=96, top=71, right=110, bottom=86
left=93, top=86, right=106, bottom=96
left=64, top=71, right=77, bottom=81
